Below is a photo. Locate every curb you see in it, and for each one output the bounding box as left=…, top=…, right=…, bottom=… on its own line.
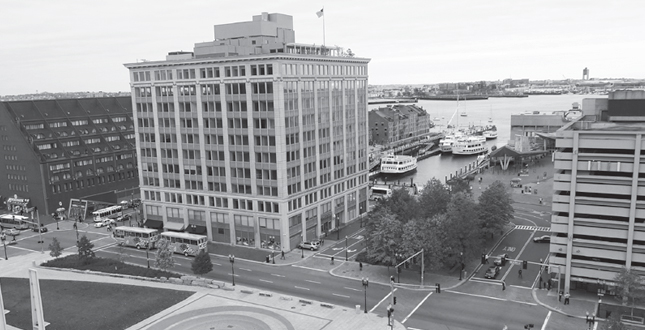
left=530, top=288, right=603, bottom=321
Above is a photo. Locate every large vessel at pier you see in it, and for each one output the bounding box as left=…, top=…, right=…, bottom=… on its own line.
left=380, top=154, right=418, bottom=174
left=452, top=136, right=488, bottom=156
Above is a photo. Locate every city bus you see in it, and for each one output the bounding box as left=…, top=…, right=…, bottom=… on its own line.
left=159, top=231, right=208, bottom=257
left=0, top=214, right=31, bottom=230
left=92, top=205, right=123, bottom=223
left=112, top=226, right=160, bottom=249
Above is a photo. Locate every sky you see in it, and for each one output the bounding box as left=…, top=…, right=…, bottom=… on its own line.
left=2, top=0, right=644, bottom=95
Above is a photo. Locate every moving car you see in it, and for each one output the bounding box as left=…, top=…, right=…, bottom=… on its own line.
left=115, top=214, right=131, bottom=222
left=2, top=228, right=21, bottom=236
left=484, top=266, right=500, bottom=279
left=494, top=253, right=509, bottom=266
left=298, top=240, right=320, bottom=251
left=32, top=225, right=48, bottom=233
left=533, top=235, right=551, bottom=243
left=94, top=219, right=115, bottom=228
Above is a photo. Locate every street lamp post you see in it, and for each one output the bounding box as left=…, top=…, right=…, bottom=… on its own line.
left=73, top=222, right=79, bottom=243
left=345, top=236, right=348, bottom=261
left=336, top=215, right=340, bottom=240
left=229, top=254, right=236, bottom=286
left=301, top=235, right=304, bottom=258
left=2, top=235, right=7, bottom=260
left=362, top=277, right=369, bottom=313
left=56, top=216, right=59, bottom=230
left=459, top=252, right=464, bottom=280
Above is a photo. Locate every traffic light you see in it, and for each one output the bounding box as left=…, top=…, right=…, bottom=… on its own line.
left=523, top=260, right=528, bottom=269
left=394, top=297, right=397, bottom=305
left=435, top=283, right=441, bottom=293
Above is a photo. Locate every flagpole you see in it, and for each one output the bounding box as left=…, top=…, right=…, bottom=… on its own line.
left=322, top=7, right=326, bottom=48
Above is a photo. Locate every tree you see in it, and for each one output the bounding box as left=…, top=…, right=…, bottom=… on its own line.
left=614, top=267, right=645, bottom=317
left=381, top=188, right=420, bottom=222
left=418, top=178, right=451, bottom=219
left=155, top=238, right=175, bottom=271
left=48, top=237, right=63, bottom=258
left=364, top=208, right=403, bottom=268
left=447, top=177, right=472, bottom=196
left=399, top=216, right=443, bottom=271
left=77, top=235, right=95, bottom=265
left=478, top=180, right=515, bottom=239
left=191, top=249, right=213, bottom=275
left=437, top=192, right=482, bottom=268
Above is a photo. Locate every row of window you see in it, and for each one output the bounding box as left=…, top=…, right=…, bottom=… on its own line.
left=50, top=171, right=136, bottom=194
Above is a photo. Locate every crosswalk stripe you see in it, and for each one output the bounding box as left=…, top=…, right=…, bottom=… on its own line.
left=514, top=225, right=551, bottom=231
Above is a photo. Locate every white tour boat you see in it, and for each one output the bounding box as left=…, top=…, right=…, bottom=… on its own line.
left=483, top=128, right=498, bottom=139
left=380, top=154, right=418, bottom=174
left=452, top=136, right=488, bottom=156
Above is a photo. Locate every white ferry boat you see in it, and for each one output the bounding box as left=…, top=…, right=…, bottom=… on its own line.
left=452, top=136, right=488, bottom=156
left=380, top=154, right=418, bottom=174
left=483, top=125, right=497, bottom=139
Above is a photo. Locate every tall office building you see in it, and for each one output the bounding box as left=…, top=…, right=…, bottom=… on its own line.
left=124, top=13, right=370, bottom=251
left=550, top=90, right=645, bottom=295
left=0, top=97, right=138, bottom=216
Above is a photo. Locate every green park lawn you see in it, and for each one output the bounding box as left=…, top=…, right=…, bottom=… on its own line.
left=1, top=277, right=193, bottom=330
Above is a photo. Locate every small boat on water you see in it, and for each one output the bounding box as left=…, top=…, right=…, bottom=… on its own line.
left=380, top=154, right=418, bottom=174
left=452, top=136, right=488, bottom=156
left=483, top=124, right=497, bottom=139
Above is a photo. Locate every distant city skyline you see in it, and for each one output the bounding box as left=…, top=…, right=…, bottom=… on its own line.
left=2, top=0, right=643, bottom=95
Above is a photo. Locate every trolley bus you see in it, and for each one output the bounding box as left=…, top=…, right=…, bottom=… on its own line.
left=0, top=214, right=31, bottom=230
left=159, top=231, right=208, bottom=257
left=112, top=226, right=159, bottom=249
left=92, top=206, right=123, bottom=223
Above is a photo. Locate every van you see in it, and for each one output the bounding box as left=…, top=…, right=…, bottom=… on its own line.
left=370, top=186, right=393, bottom=201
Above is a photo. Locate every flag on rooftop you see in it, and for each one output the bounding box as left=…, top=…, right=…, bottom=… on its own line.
left=316, top=8, right=324, bottom=18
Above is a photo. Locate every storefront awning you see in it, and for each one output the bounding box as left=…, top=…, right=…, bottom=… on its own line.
left=164, top=222, right=185, bottom=232
left=186, top=225, right=207, bottom=235
left=143, top=219, right=163, bottom=229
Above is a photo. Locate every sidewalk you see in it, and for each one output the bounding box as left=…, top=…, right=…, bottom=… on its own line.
left=0, top=251, right=406, bottom=330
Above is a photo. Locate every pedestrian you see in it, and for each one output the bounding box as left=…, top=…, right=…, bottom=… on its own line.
left=518, top=269, right=522, bottom=278
left=331, top=256, right=334, bottom=265
left=547, top=279, right=552, bottom=291
left=502, top=281, right=506, bottom=291
left=558, top=291, right=563, bottom=302
left=359, top=262, right=363, bottom=271
left=321, top=237, right=324, bottom=246
left=485, top=254, right=489, bottom=264
left=564, top=292, right=570, bottom=305
left=280, top=250, right=285, bottom=260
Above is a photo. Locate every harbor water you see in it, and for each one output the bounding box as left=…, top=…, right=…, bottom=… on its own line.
left=369, top=94, right=607, bottom=185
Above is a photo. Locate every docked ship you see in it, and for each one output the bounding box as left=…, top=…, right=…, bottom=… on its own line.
left=483, top=125, right=498, bottom=139
left=452, top=136, right=488, bottom=156
left=380, top=154, right=418, bottom=174
left=439, top=133, right=460, bottom=153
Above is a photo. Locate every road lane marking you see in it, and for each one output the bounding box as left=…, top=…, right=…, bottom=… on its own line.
left=291, top=265, right=328, bottom=272
left=227, top=273, right=240, bottom=277
left=259, top=279, right=273, bottom=283
left=333, top=293, right=350, bottom=298
left=510, top=285, right=532, bottom=290
left=294, top=286, right=310, bottom=290
left=369, top=288, right=397, bottom=313
left=402, top=292, right=433, bottom=324
left=271, top=274, right=285, bottom=277
left=344, top=287, right=361, bottom=292
left=445, top=290, right=507, bottom=302
left=306, top=280, right=321, bottom=284
left=213, top=263, right=222, bottom=266
left=541, top=311, right=551, bottom=330
left=240, top=268, right=252, bottom=271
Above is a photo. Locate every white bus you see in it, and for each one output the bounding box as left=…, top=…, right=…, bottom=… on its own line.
left=370, top=186, right=393, bottom=201
left=159, top=231, right=208, bottom=257
left=92, top=205, right=123, bottom=223
left=0, top=214, right=31, bottom=230
left=112, top=226, right=159, bottom=249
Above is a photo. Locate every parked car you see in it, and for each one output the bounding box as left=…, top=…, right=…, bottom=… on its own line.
left=494, top=253, right=509, bottom=266
left=533, top=235, right=551, bottom=243
left=298, top=240, right=321, bottom=251
left=115, top=214, right=131, bottom=222
left=119, top=200, right=131, bottom=209
left=484, top=266, right=500, bottom=279
left=2, top=228, right=21, bottom=237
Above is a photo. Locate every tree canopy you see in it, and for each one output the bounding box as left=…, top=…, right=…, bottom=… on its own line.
left=77, top=235, right=95, bottom=264
left=614, top=267, right=645, bottom=317
left=155, top=238, right=175, bottom=271
left=191, top=249, right=213, bottom=275
left=478, top=180, right=515, bottom=239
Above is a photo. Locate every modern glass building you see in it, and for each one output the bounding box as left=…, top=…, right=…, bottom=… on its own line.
left=124, top=13, right=370, bottom=251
